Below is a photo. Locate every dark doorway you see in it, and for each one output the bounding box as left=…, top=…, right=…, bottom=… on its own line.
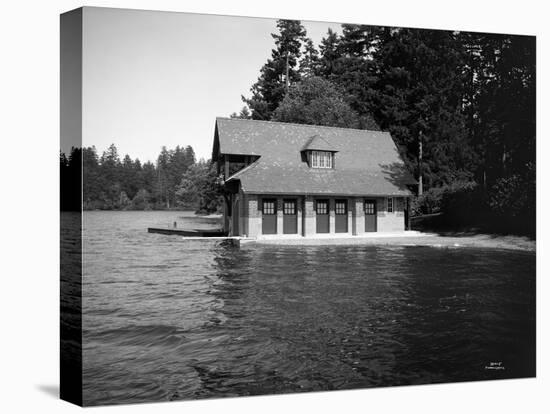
left=335, top=199, right=348, bottom=233
left=232, top=199, right=239, bottom=235
left=316, top=199, right=329, bottom=233
left=283, top=199, right=298, bottom=234
left=365, top=199, right=377, bottom=232
left=262, top=199, right=277, bottom=235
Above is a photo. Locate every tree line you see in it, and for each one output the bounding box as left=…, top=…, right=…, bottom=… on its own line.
left=63, top=20, right=535, bottom=234
left=232, top=21, right=535, bottom=235
left=60, top=144, right=222, bottom=213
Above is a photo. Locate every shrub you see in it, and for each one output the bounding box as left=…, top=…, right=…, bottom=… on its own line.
left=440, top=181, right=485, bottom=225
left=411, top=187, right=445, bottom=216
left=488, top=163, right=535, bottom=218
left=118, top=191, right=131, bottom=210
left=411, top=180, right=485, bottom=227
left=487, top=163, right=535, bottom=235
left=129, top=189, right=151, bottom=210
left=175, top=161, right=223, bottom=214
left=412, top=170, right=535, bottom=236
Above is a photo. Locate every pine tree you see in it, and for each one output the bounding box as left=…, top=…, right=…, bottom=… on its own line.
left=156, top=146, right=171, bottom=208
left=366, top=28, right=474, bottom=188
left=243, top=19, right=307, bottom=120
left=299, top=38, right=320, bottom=78
left=184, top=145, right=196, bottom=167
left=79, top=144, right=204, bottom=211
left=317, top=28, right=342, bottom=79
left=457, top=33, right=535, bottom=187
left=324, top=24, right=380, bottom=130
left=230, top=106, right=252, bottom=119
left=82, top=146, right=101, bottom=208
left=141, top=161, right=157, bottom=203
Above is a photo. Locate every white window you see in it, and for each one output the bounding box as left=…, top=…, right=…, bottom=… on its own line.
left=387, top=197, right=394, bottom=213
left=311, top=151, right=333, bottom=169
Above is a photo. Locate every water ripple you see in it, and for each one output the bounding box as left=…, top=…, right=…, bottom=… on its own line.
left=80, top=211, right=536, bottom=406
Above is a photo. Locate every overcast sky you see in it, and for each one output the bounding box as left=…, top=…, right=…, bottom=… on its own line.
left=81, top=7, right=340, bottom=162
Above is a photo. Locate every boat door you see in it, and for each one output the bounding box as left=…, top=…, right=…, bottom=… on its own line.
left=283, top=199, right=297, bottom=234
left=364, top=199, right=377, bottom=232
left=316, top=199, right=329, bottom=233
left=261, top=198, right=277, bottom=235
left=335, top=199, right=348, bottom=233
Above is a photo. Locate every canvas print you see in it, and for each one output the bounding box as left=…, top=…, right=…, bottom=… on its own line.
left=60, top=6, right=536, bottom=407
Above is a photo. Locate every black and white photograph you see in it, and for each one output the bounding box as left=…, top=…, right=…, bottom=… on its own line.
left=3, top=1, right=547, bottom=413
left=57, top=5, right=540, bottom=407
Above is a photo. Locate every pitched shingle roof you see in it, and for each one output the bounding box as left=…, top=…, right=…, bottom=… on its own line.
left=213, top=117, right=416, bottom=196
left=301, top=135, right=338, bottom=152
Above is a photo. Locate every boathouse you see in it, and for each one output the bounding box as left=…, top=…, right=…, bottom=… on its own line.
left=212, top=117, right=416, bottom=238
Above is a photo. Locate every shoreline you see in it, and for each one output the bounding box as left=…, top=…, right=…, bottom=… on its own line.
left=83, top=209, right=222, bottom=218
left=248, top=232, right=535, bottom=252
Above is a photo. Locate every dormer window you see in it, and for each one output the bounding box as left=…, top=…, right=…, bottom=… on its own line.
left=311, top=151, right=333, bottom=169
left=301, top=135, right=338, bottom=169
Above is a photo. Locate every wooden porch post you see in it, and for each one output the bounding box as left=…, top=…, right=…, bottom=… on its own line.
left=407, top=197, right=411, bottom=231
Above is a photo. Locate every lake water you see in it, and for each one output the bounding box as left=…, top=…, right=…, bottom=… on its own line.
left=81, top=211, right=536, bottom=406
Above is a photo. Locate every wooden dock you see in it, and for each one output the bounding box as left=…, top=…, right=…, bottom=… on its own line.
left=147, top=227, right=244, bottom=246
left=147, top=227, right=227, bottom=237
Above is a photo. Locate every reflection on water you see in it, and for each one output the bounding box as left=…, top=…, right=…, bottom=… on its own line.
left=81, top=211, right=536, bottom=406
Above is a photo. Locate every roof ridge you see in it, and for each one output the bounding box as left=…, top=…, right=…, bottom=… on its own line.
left=216, top=116, right=386, bottom=134
left=310, top=134, right=331, bottom=143
left=301, top=134, right=338, bottom=152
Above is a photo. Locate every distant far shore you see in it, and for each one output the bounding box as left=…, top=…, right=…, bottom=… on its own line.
left=82, top=208, right=221, bottom=216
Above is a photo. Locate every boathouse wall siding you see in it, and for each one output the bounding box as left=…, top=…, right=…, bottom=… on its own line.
left=328, top=199, right=336, bottom=234
left=297, top=198, right=303, bottom=236
left=276, top=198, right=284, bottom=235
left=239, top=194, right=408, bottom=237
left=241, top=192, right=248, bottom=237
left=238, top=191, right=245, bottom=238
left=304, top=196, right=316, bottom=236
left=353, top=198, right=365, bottom=235
left=245, top=194, right=260, bottom=238
left=376, top=197, right=406, bottom=232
